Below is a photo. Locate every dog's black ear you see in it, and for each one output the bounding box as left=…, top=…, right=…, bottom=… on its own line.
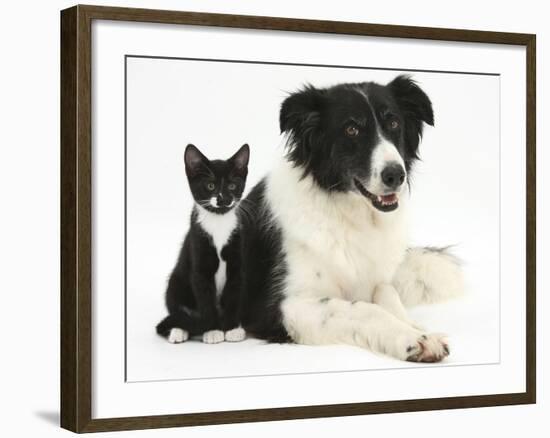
left=388, top=75, right=434, bottom=168
left=280, top=85, right=325, bottom=134
left=388, top=75, right=434, bottom=126
left=279, top=85, right=326, bottom=168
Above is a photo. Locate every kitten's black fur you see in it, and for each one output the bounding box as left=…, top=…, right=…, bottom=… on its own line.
left=156, top=143, right=250, bottom=342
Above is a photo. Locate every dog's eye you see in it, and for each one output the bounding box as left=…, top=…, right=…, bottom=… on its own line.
left=344, top=124, right=360, bottom=137
left=389, top=120, right=400, bottom=130
left=206, top=182, right=215, bottom=191
left=228, top=183, right=236, bottom=191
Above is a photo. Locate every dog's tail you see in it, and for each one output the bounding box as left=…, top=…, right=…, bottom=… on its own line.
left=392, top=246, right=464, bottom=307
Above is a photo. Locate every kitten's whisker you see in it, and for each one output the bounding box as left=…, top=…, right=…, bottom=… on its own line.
left=197, top=200, right=213, bottom=208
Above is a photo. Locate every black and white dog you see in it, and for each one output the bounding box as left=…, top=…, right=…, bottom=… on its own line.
left=239, top=75, right=463, bottom=362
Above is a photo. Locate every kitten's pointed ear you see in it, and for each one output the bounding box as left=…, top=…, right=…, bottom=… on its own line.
left=184, top=144, right=208, bottom=177
left=230, top=144, right=250, bottom=175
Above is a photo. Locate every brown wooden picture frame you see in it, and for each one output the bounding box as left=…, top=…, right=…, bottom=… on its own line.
left=60, top=4, right=536, bottom=433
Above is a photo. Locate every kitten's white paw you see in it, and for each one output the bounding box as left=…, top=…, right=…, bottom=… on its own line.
left=202, top=330, right=225, bottom=344
left=225, top=327, right=246, bottom=342
left=168, top=328, right=189, bottom=344
left=406, top=333, right=450, bottom=363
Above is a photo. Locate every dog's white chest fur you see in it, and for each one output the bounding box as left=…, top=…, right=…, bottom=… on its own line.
left=266, top=160, right=408, bottom=302
left=196, top=206, right=238, bottom=295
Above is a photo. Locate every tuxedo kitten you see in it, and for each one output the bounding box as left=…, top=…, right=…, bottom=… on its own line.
left=156, top=143, right=250, bottom=344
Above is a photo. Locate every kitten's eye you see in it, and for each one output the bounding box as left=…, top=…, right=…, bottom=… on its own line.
left=344, top=124, right=360, bottom=137
left=390, top=120, right=400, bottom=130
left=228, top=183, right=236, bottom=191
left=206, top=182, right=215, bottom=191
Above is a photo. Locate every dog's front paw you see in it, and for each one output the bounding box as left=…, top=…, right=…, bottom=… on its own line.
left=406, top=334, right=449, bottom=363
left=225, top=327, right=246, bottom=342
left=202, top=330, right=225, bottom=344
left=168, top=328, right=189, bottom=344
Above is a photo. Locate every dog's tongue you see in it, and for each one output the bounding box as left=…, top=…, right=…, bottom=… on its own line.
left=380, top=194, right=397, bottom=203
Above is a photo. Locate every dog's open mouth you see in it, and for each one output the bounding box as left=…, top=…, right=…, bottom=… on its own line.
left=354, top=179, right=399, bottom=212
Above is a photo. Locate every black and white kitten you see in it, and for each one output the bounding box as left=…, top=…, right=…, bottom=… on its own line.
left=156, top=143, right=250, bottom=344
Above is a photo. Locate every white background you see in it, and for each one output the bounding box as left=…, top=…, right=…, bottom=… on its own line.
left=0, top=0, right=546, bottom=437
left=95, top=21, right=526, bottom=418
left=126, top=58, right=501, bottom=382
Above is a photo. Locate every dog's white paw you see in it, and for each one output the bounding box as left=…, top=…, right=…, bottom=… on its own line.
left=225, top=327, right=246, bottom=342
left=405, top=333, right=450, bottom=363
left=202, top=330, right=225, bottom=344
left=168, top=328, right=189, bottom=344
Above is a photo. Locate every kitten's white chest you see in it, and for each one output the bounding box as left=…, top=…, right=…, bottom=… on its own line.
left=196, top=206, right=238, bottom=295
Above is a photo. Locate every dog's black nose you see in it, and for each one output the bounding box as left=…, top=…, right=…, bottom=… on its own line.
left=381, top=163, right=406, bottom=190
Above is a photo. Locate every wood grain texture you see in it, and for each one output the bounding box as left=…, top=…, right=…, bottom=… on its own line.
left=60, top=5, right=78, bottom=432
left=78, top=3, right=534, bottom=44
left=525, top=34, right=536, bottom=404
left=61, top=5, right=93, bottom=432
left=60, top=4, right=536, bottom=433
left=79, top=392, right=534, bottom=433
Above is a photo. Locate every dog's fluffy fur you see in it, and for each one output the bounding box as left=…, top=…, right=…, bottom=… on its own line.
left=240, top=76, right=463, bottom=362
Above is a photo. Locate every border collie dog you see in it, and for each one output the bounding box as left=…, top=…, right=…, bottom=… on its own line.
left=240, top=75, right=463, bottom=362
